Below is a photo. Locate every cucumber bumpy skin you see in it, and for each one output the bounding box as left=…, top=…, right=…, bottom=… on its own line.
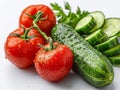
left=52, top=23, right=114, bottom=87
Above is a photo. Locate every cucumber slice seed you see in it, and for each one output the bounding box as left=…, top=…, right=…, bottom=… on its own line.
left=102, top=18, right=120, bottom=37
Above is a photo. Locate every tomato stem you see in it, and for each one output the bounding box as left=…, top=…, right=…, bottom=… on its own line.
left=10, top=26, right=35, bottom=40
left=33, top=11, right=55, bottom=50
left=21, top=26, right=35, bottom=40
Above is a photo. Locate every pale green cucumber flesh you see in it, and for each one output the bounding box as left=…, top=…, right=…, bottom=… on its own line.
left=89, top=11, right=105, bottom=32
left=75, top=15, right=96, bottom=34
left=102, top=18, right=120, bottom=37
left=52, top=23, right=114, bottom=87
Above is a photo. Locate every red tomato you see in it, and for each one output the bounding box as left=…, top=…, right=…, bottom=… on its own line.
left=4, top=27, right=46, bottom=69
left=19, top=4, right=56, bottom=36
left=34, top=42, right=73, bottom=81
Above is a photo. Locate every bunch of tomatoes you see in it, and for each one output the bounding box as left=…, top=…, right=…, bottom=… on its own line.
left=4, top=4, right=74, bottom=81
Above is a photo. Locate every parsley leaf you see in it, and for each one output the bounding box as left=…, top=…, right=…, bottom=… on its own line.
left=50, top=2, right=89, bottom=28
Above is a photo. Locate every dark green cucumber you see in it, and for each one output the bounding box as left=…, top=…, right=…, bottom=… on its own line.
left=75, top=15, right=96, bottom=34
left=102, top=18, right=120, bottom=37
left=103, top=45, right=120, bottom=57
left=52, top=23, right=114, bottom=87
left=85, top=29, right=106, bottom=46
left=109, top=55, right=120, bottom=66
left=95, top=36, right=120, bottom=52
left=89, top=11, right=105, bottom=33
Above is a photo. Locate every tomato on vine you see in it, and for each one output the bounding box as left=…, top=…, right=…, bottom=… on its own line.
left=5, top=4, right=73, bottom=81
left=34, top=42, right=73, bottom=81
left=19, top=4, right=56, bottom=36
left=4, top=27, right=46, bottom=68
left=32, top=11, right=74, bottom=81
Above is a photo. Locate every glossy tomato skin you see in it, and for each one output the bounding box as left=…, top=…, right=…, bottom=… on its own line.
left=34, top=42, right=73, bottom=81
left=4, top=27, right=46, bottom=69
left=19, top=4, right=56, bottom=36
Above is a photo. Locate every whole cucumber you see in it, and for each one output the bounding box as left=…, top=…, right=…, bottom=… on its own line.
left=51, top=23, right=114, bottom=87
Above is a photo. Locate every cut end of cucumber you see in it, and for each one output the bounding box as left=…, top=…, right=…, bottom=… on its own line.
left=108, top=73, right=114, bottom=81
left=105, top=72, right=114, bottom=86
left=107, top=73, right=114, bottom=84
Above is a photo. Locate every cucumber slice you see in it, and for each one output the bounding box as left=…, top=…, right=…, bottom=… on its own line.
left=102, top=18, right=120, bottom=37
left=85, top=29, right=106, bottom=46
left=95, top=34, right=109, bottom=45
left=117, top=32, right=120, bottom=37
left=109, top=55, right=120, bottom=66
left=89, top=11, right=105, bottom=32
left=95, top=36, right=120, bottom=52
left=103, top=45, right=120, bottom=57
left=75, top=15, right=96, bottom=34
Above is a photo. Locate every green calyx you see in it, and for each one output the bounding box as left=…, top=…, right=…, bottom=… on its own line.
left=26, top=11, right=47, bottom=21
left=10, top=26, right=36, bottom=40
left=38, top=37, right=56, bottom=51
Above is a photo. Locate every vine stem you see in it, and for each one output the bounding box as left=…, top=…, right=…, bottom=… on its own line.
left=33, top=11, right=55, bottom=50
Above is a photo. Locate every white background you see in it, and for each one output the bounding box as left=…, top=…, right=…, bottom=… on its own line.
left=0, top=0, right=120, bottom=90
